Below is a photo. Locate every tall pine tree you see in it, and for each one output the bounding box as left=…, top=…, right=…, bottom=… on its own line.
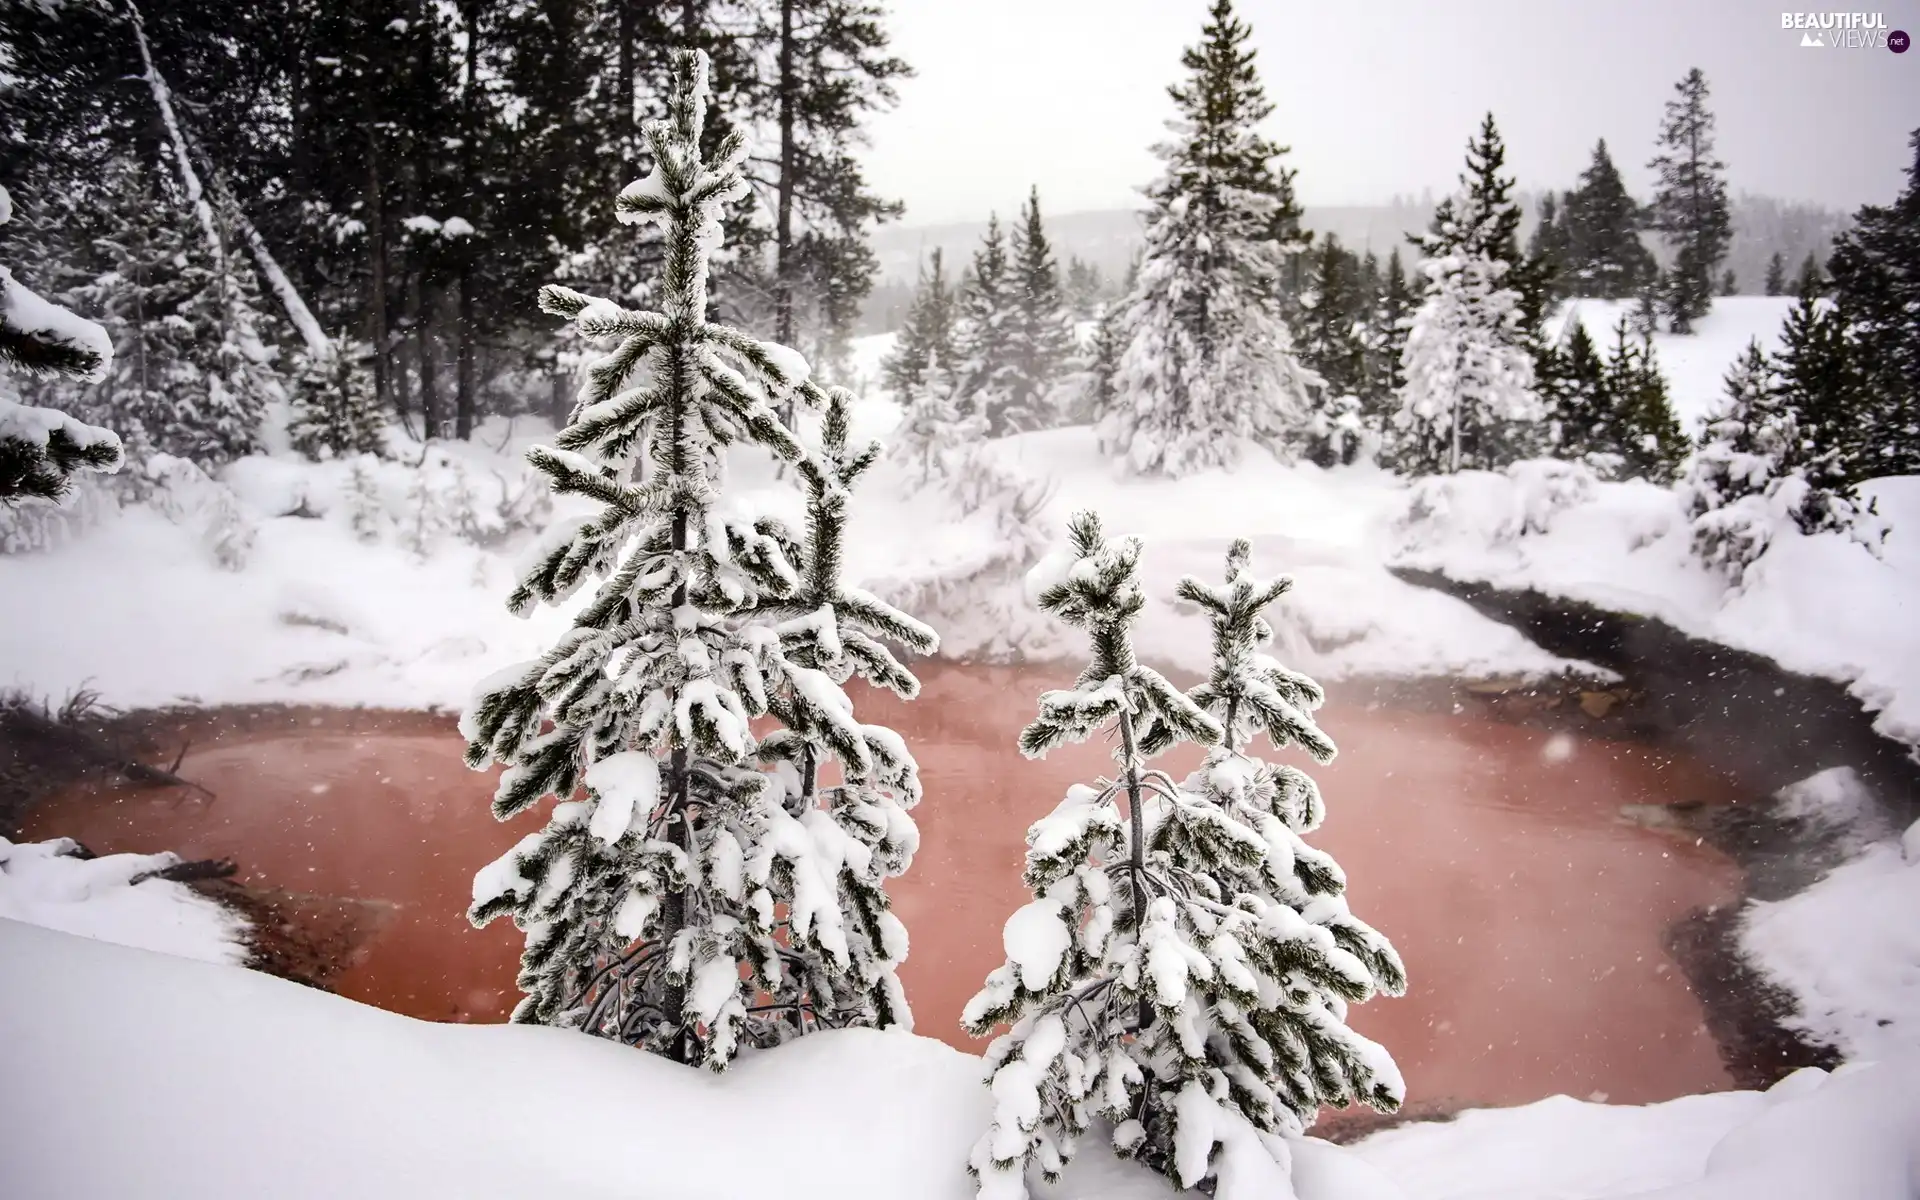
left=1825, top=127, right=1920, bottom=478
left=1561, top=139, right=1656, bottom=300
left=1683, top=341, right=1796, bottom=581
left=1295, top=234, right=1372, bottom=465
left=1648, top=69, right=1731, bottom=333
left=1395, top=117, right=1542, bottom=473
left=1003, top=186, right=1074, bottom=431
left=881, top=248, right=958, bottom=399
left=1763, top=251, right=1787, bottom=297
left=953, top=214, right=1020, bottom=436
left=1097, top=0, right=1318, bottom=477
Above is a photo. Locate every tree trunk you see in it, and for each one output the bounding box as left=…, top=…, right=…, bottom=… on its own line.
left=774, top=0, right=797, bottom=349
left=1116, top=703, right=1152, bottom=1034
left=455, top=276, right=476, bottom=438
left=617, top=0, right=636, bottom=175
left=662, top=507, right=690, bottom=1063
left=454, top=0, right=480, bottom=439
left=417, top=302, right=443, bottom=439
left=364, top=123, right=391, bottom=409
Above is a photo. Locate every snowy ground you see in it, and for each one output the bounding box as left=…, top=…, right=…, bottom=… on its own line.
left=4, top=917, right=1918, bottom=1200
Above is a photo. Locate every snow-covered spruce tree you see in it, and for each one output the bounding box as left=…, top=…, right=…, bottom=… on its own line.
left=1683, top=341, right=1795, bottom=580
left=1685, top=332, right=1879, bottom=582
left=1082, top=303, right=1121, bottom=426
left=953, top=214, right=1021, bottom=437
left=753, top=387, right=940, bottom=1036
left=1161, top=540, right=1405, bottom=1126
left=287, top=334, right=385, bottom=460
left=1065, top=257, right=1105, bottom=320
left=1004, top=186, right=1074, bottom=431
left=1770, top=291, right=1880, bottom=540
left=1647, top=68, right=1731, bottom=333
left=1097, top=0, right=1319, bottom=478
left=76, top=171, right=275, bottom=469
left=1365, top=248, right=1417, bottom=445
left=465, top=50, right=930, bottom=1069
left=1548, top=320, right=1608, bottom=463
left=1393, top=220, right=1540, bottom=474
left=0, top=185, right=122, bottom=505
left=1394, top=116, right=1545, bottom=475
left=1295, top=234, right=1373, bottom=466
left=964, top=514, right=1402, bottom=1199
left=880, top=248, right=958, bottom=401
left=1764, top=252, right=1787, bottom=297
left=1826, top=127, right=1920, bottom=478
left=1562, top=139, right=1658, bottom=301
left=1597, top=320, right=1687, bottom=484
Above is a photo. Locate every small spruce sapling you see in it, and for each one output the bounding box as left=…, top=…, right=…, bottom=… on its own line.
left=1161, top=540, right=1406, bottom=1146
left=288, top=334, right=385, bottom=460
left=964, top=509, right=1224, bottom=1197
left=965, top=517, right=1403, bottom=1198
left=464, top=50, right=932, bottom=1070
left=754, top=388, right=940, bottom=1034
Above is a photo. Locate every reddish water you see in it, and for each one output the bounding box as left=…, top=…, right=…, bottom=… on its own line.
left=28, top=665, right=1744, bottom=1115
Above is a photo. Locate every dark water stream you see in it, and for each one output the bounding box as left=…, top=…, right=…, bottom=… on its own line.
left=27, top=663, right=1746, bottom=1118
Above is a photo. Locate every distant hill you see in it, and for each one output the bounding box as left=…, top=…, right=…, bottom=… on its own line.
left=858, top=194, right=1850, bottom=334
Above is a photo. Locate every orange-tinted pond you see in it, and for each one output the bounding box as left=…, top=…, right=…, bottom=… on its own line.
left=27, top=664, right=1744, bottom=1116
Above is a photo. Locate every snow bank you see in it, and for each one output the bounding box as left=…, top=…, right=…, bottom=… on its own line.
left=0, top=919, right=1183, bottom=1200
left=0, top=837, right=246, bottom=965
left=7, top=919, right=1920, bottom=1200
left=1395, top=461, right=1920, bottom=746
left=1743, top=819, right=1920, bottom=1061
left=1350, top=1059, right=1920, bottom=1200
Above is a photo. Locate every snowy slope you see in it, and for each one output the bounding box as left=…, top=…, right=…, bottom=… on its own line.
left=1557, top=297, right=1797, bottom=435
left=6, top=918, right=1920, bottom=1200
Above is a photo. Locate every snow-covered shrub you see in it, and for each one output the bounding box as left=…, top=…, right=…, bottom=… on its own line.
left=1305, top=391, right=1377, bottom=467
left=137, top=452, right=257, bottom=570
left=331, top=446, right=552, bottom=555
left=1396, top=458, right=1598, bottom=553
left=0, top=470, right=113, bottom=553
left=344, top=457, right=384, bottom=544
left=871, top=444, right=1056, bottom=662
left=964, top=518, right=1403, bottom=1200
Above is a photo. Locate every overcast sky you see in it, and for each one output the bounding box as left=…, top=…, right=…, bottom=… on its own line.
left=862, top=0, right=1920, bottom=226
